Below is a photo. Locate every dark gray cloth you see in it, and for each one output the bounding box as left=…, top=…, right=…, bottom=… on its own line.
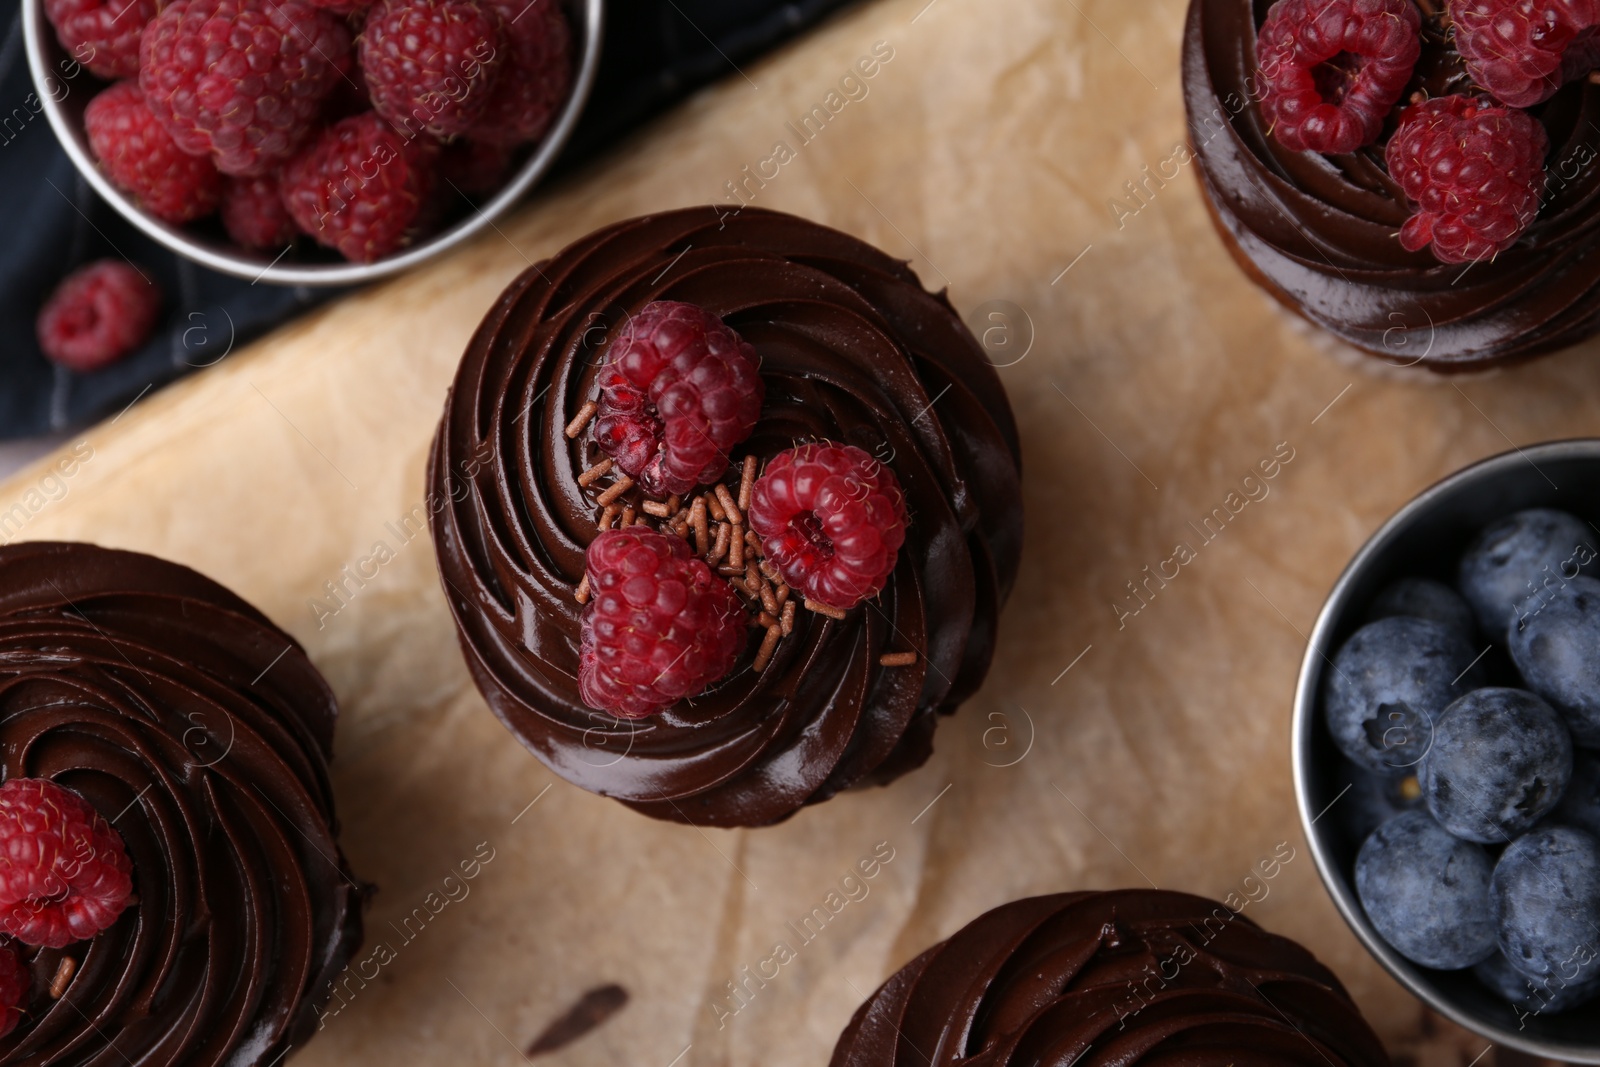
left=1, top=0, right=856, bottom=438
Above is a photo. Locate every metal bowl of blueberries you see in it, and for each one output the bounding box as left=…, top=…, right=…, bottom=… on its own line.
left=22, top=0, right=601, bottom=287
left=1294, top=438, right=1600, bottom=1062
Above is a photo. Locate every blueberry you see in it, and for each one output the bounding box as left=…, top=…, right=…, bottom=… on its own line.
left=1421, top=688, right=1573, bottom=843
left=1473, top=950, right=1600, bottom=1014
left=1550, top=748, right=1600, bottom=839
left=1509, top=576, right=1600, bottom=747
left=1355, top=810, right=1497, bottom=970
left=1458, top=508, right=1598, bottom=639
left=1490, top=826, right=1600, bottom=986
left=1335, top=761, right=1425, bottom=844
left=1324, top=616, right=1487, bottom=774
left=1368, top=577, right=1477, bottom=638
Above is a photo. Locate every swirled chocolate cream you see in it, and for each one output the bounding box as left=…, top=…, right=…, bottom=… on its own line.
left=830, top=890, right=1392, bottom=1067
left=0, top=542, right=364, bottom=1065
left=1184, top=0, right=1600, bottom=371
left=429, top=206, right=1023, bottom=827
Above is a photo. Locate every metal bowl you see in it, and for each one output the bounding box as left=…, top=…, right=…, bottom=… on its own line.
left=1293, top=438, right=1600, bottom=1062
left=22, top=0, right=602, bottom=287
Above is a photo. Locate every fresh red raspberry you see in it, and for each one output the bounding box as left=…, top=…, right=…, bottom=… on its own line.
left=579, top=528, right=747, bottom=719
left=592, top=302, right=764, bottom=498
left=747, top=444, right=908, bottom=612
left=1385, top=94, right=1549, bottom=264
left=1256, top=0, right=1421, bottom=153
left=139, top=0, right=352, bottom=177
left=1449, top=0, right=1600, bottom=107
left=281, top=113, right=436, bottom=263
left=468, top=0, right=574, bottom=145
left=42, top=0, right=156, bottom=79
left=37, top=260, right=161, bottom=374
left=0, top=779, right=134, bottom=950
left=84, top=81, right=222, bottom=224
left=0, top=940, right=26, bottom=1039
left=359, top=0, right=506, bottom=139
left=221, top=174, right=298, bottom=250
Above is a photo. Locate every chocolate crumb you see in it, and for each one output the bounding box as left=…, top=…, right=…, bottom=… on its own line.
left=49, top=956, right=76, bottom=999
left=596, top=476, right=634, bottom=508
left=709, top=523, right=731, bottom=564
left=753, top=625, right=782, bottom=671
left=729, top=523, right=745, bottom=569
left=598, top=504, right=620, bottom=530
left=880, top=652, right=919, bottom=668
left=714, top=484, right=742, bottom=526
left=758, top=610, right=778, bottom=629
left=564, top=401, right=599, bottom=440
left=759, top=582, right=778, bottom=617
left=577, top=458, right=613, bottom=487
left=780, top=600, right=796, bottom=635
left=526, top=984, right=630, bottom=1057
left=805, top=599, right=847, bottom=621
left=619, top=505, right=636, bottom=528
left=706, top=492, right=726, bottom=523
left=738, top=455, right=757, bottom=511
left=690, top=497, right=709, bottom=555
left=642, top=500, right=672, bottom=519
left=575, top=573, right=591, bottom=604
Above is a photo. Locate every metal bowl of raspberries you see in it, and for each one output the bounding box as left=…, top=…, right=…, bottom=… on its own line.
left=23, top=0, right=601, bottom=287
left=1294, top=439, right=1600, bottom=1061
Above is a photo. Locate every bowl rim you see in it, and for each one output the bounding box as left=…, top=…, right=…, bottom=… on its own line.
left=1292, top=437, right=1600, bottom=1062
left=21, top=0, right=604, bottom=287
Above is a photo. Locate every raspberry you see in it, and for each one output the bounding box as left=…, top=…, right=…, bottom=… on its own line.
left=1385, top=94, right=1549, bottom=264
left=1449, top=0, right=1600, bottom=107
left=220, top=174, right=297, bottom=250
left=578, top=528, right=747, bottom=718
left=42, top=0, right=156, bottom=80
left=1256, top=0, right=1422, bottom=153
left=282, top=113, right=436, bottom=263
left=468, top=0, right=574, bottom=145
left=747, top=444, right=908, bottom=612
left=360, top=0, right=506, bottom=139
left=139, top=0, right=352, bottom=177
left=0, top=941, right=25, bottom=1039
left=592, top=302, right=764, bottom=498
left=0, top=779, right=134, bottom=950
left=37, top=260, right=161, bottom=374
left=84, top=81, right=222, bottom=224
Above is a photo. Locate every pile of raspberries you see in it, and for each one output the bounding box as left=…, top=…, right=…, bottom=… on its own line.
left=572, top=301, right=911, bottom=720
left=1256, top=0, right=1599, bottom=265
left=48, top=0, right=574, bottom=264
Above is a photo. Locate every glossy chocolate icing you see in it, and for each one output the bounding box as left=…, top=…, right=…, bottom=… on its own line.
left=830, top=890, right=1391, bottom=1067
left=0, top=542, right=364, bottom=1066
left=428, top=206, right=1023, bottom=827
left=1184, top=0, right=1600, bottom=370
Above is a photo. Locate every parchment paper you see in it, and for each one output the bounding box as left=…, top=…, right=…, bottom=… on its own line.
left=5, top=0, right=1598, bottom=1063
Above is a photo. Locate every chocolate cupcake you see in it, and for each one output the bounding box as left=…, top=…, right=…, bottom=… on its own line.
left=831, top=889, right=1391, bottom=1066
left=0, top=542, right=364, bottom=1064
left=429, top=206, right=1022, bottom=827
left=1184, top=0, right=1600, bottom=371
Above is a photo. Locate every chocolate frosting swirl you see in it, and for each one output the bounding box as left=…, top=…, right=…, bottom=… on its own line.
left=1184, top=0, right=1600, bottom=370
left=0, top=542, right=364, bottom=1066
left=429, top=206, right=1023, bottom=827
left=830, top=890, right=1391, bottom=1067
